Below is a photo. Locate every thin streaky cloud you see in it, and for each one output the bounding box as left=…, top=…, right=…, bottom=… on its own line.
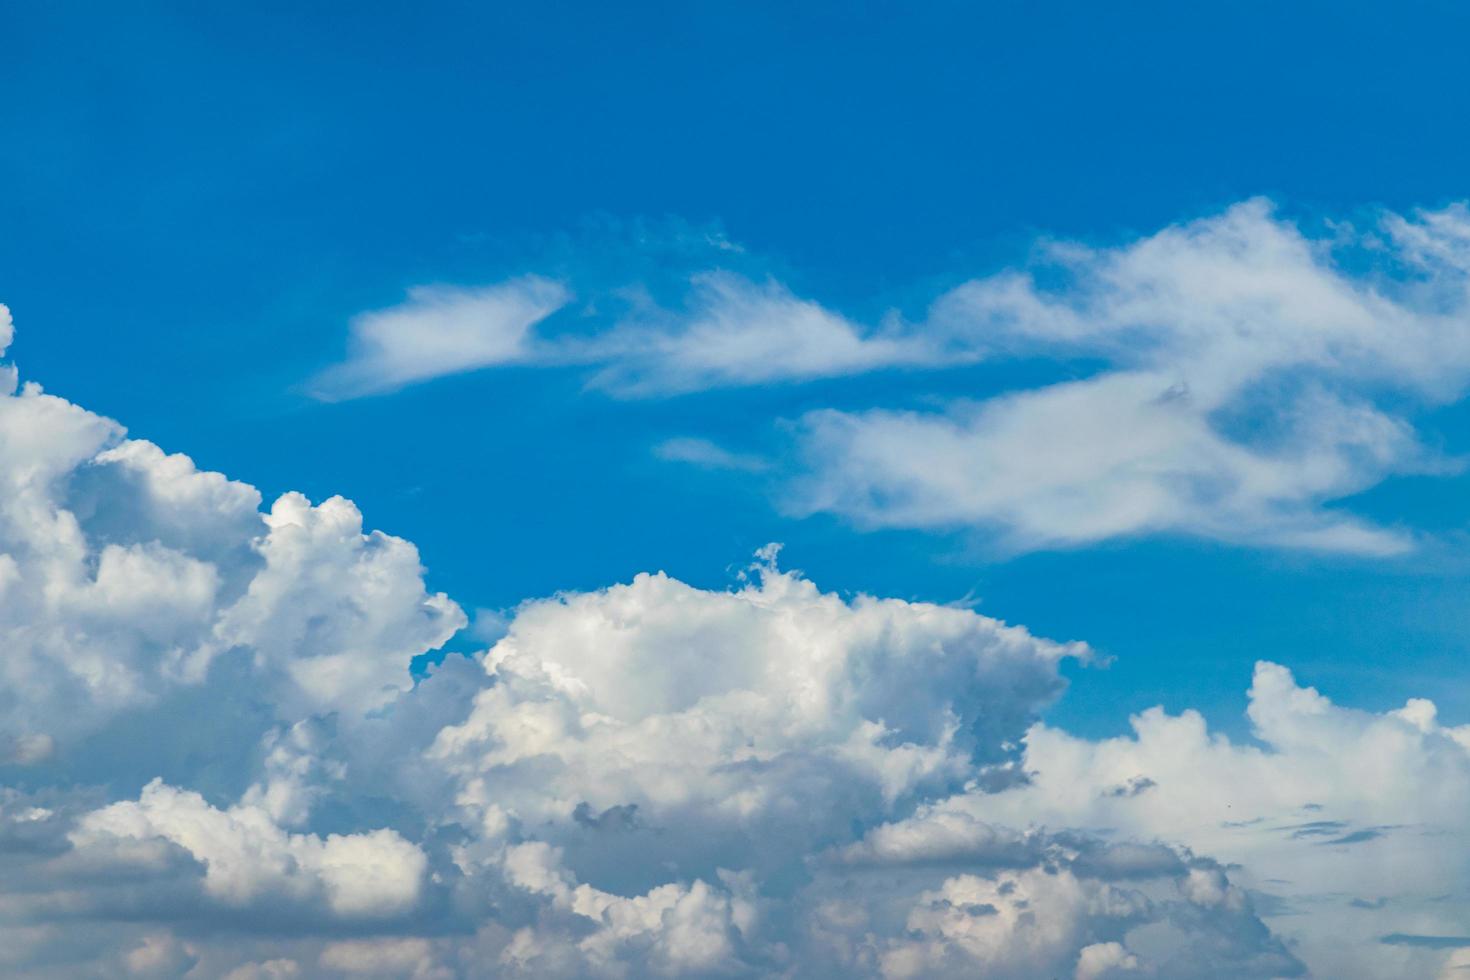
left=312, top=200, right=1470, bottom=556
left=789, top=200, right=1470, bottom=554
left=653, top=436, right=771, bottom=472
left=309, top=275, right=571, bottom=400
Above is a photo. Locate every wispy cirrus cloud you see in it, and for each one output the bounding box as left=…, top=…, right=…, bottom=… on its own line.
left=652, top=435, right=770, bottom=472
left=787, top=201, right=1470, bottom=554
left=310, top=200, right=1470, bottom=555
left=573, top=271, right=946, bottom=395
left=308, top=275, right=572, bottom=400
left=310, top=270, right=950, bottom=402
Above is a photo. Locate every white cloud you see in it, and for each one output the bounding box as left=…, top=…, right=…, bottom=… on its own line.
left=0, top=375, right=463, bottom=761
left=310, top=277, right=571, bottom=400
left=312, top=270, right=946, bottom=402
left=1, top=307, right=1467, bottom=976
left=207, top=490, right=465, bottom=719
left=122, top=933, right=198, bottom=978
left=318, top=938, right=449, bottom=978
left=792, top=370, right=1425, bottom=554
left=314, top=201, right=1470, bottom=554
left=1075, top=941, right=1139, bottom=980
left=578, top=272, right=943, bottom=395
left=652, top=436, right=770, bottom=472
left=495, top=842, right=751, bottom=977
left=873, top=659, right=1470, bottom=978
left=791, top=200, right=1470, bottom=553
left=0, top=303, right=13, bottom=357
left=877, top=869, right=1147, bottom=979
left=221, top=961, right=302, bottom=980
left=427, top=554, right=1081, bottom=862
left=72, top=779, right=427, bottom=919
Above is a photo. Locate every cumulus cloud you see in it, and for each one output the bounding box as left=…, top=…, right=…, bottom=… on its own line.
left=2, top=307, right=1468, bottom=977
left=0, top=375, right=463, bottom=761
left=879, top=870, right=1147, bottom=979
left=429, top=554, right=1081, bottom=841
left=72, top=779, right=427, bottom=919
left=877, top=659, right=1470, bottom=978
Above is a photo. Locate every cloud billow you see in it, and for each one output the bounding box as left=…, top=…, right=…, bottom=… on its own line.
left=5, top=276, right=1470, bottom=977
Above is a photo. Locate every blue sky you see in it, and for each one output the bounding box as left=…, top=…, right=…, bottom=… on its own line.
left=7, top=6, right=1470, bottom=975
left=9, top=1, right=1470, bottom=739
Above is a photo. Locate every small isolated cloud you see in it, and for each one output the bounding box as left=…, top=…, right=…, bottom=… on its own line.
left=309, top=276, right=571, bottom=400
left=653, top=436, right=770, bottom=472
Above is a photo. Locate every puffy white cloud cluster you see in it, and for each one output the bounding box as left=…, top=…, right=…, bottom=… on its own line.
left=3, top=305, right=1468, bottom=977
left=866, top=659, right=1470, bottom=978
left=73, top=779, right=426, bottom=918
left=432, top=557, right=1080, bottom=845
left=0, top=377, right=463, bottom=764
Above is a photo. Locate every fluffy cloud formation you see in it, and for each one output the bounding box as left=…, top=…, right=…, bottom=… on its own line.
left=72, top=780, right=426, bottom=918
left=873, top=659, right=1470, bottom=978
left=431, top=553, right=1081, bottom=836
left=0, top=375, right=463, bottom=761
left=3, top=312, right=1468, bottom=977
